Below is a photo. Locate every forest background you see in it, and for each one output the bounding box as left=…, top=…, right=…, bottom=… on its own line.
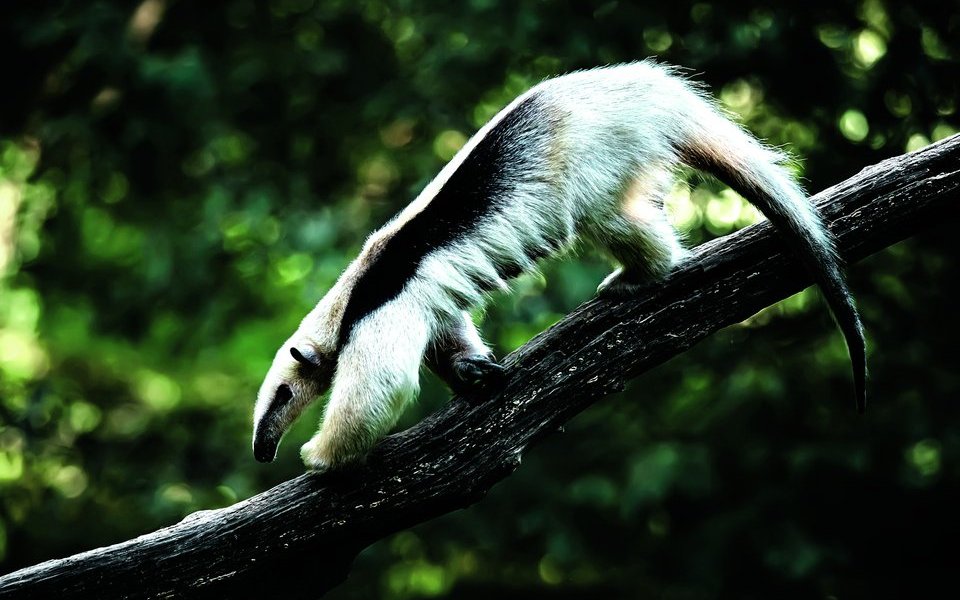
left=0, top=1, right=958, bottom=598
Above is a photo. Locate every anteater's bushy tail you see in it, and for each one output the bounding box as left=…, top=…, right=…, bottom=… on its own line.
left=676, top=103, right=867, bottom=412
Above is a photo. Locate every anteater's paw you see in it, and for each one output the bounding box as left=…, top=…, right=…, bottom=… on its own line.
left=301, top=434, right=368, bottom=472
left=452, top=353, right=506, bottom=388
left=596, top=268, right=648, bottom=299
left=300, top=437, right=330, bottom=472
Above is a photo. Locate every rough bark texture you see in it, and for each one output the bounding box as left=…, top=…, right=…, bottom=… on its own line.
left=1, top=136, right=958, bottom=599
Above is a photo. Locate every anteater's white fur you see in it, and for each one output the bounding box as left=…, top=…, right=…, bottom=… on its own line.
left=254, top=61, right=829, bottom=470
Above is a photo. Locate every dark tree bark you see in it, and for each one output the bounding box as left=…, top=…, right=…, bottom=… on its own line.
left=1, top=136, right=958, bottom=599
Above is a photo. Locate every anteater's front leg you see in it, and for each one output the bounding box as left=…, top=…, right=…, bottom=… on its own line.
left=301, top=303, right=429, bottom=471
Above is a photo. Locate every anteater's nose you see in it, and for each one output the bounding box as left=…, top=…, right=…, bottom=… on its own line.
left=253, top=436, right=278, bottom=463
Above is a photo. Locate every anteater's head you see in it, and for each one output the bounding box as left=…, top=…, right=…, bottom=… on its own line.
left=252, top=339, right=336, bottom=463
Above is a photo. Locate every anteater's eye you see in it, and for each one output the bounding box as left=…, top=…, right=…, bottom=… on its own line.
left=274, top=384, right=293, bottom=405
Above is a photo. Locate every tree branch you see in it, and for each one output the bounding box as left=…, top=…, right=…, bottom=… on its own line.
left=2, top=136, right=958, bottom=599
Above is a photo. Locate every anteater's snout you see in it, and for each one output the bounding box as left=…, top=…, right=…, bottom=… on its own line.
left=253, top=433, right=279, bottom=463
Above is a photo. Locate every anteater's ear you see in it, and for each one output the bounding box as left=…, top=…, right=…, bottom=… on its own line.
left=290, top=346, right=322, bottom=369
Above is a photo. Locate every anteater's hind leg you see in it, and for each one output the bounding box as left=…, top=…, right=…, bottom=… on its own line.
left=594, top=173, right=686, bottom=297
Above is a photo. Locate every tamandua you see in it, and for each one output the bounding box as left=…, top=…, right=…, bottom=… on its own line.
left=252, top=61, right=866, bottom=470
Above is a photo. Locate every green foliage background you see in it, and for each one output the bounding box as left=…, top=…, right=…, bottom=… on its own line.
left=0, top=0, right=957, bottom=597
